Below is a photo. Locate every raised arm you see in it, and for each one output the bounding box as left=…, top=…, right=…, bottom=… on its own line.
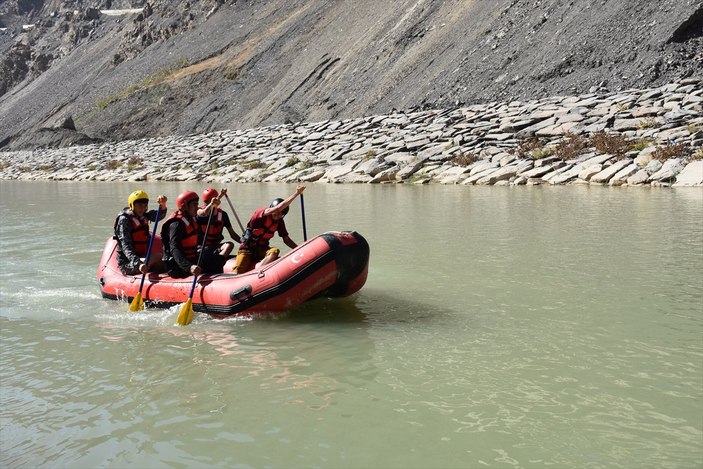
left=147, top=195, right=168, bottom=221
left=263, top=185, right=306, bottom=217
left=197, top=197, right=220, bottom=217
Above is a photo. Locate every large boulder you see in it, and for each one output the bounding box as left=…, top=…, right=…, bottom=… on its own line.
left=672, top=161, right=703, bottom=186
left=649, top=158, right=685, bottom=183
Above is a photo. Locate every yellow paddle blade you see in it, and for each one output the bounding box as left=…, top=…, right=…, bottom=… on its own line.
left=177, top=298, right=194, bottom=326
left=129, top=292, right=144, bottom=312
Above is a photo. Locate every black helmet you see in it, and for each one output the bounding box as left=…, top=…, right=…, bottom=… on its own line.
left=270, top=198, right=289, bottom=215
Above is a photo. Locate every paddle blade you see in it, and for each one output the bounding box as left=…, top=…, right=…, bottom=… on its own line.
left=177, top=298, right=194, bottom=326
left=129, top=292, right=144, bottom=312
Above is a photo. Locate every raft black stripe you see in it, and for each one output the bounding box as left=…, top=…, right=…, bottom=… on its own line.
left=202, top=248, right=337, bottom=315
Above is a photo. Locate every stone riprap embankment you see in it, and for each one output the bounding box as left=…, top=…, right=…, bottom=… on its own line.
left=1, top=79, right=702, bottom=187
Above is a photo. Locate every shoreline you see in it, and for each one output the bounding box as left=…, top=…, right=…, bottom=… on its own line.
left=1, top=79, right=701, bottom=187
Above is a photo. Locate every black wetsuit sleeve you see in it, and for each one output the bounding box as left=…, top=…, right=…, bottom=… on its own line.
left=146, top=208, right=166, bottom=223
left=168, top=221, right=194, bottom=273
left=115, top=215, right=141, bottom=270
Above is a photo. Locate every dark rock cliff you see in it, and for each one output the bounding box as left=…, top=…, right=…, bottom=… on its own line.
left=0, top=0, right=701, bottom=150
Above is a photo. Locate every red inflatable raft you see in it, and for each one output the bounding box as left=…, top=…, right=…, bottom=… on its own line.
left=97, top=231, right=369, bottom=317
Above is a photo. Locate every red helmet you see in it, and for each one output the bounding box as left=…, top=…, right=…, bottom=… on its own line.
left=176, top=191, right=199, bottom=210
left=202, top=188, right=218, bottom=204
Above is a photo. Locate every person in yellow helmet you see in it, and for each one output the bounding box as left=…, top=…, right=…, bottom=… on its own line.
left=114, top=190, right=167, bottom=276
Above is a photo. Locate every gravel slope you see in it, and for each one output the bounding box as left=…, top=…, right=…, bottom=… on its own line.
left=0, top=0, right=701, bottom=150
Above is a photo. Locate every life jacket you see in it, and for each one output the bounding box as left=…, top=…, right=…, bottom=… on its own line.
left=114, top=209, right=150, bottom=256
left=200, top=207, right=224, bottom=247
left=241, top=210, right=279, bottom=248
left=162, top=212, right=200, bottom=261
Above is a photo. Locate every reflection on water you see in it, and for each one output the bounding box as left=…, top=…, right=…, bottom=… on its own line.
left=1, top=181, right=702, bottom=468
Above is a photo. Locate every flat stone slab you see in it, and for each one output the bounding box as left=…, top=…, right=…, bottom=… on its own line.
left=672, top=161, right=703, bottom=186
left=649, top=158, right=685, bottom=183
left=590, top=159, right=633, bottom=184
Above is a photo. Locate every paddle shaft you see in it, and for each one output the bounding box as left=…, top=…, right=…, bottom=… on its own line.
left=224, top=193, right=245, bottom=233
left=136, top=205, right=162, bottom=294
left=187, top=204, right=216, bottom=299
left=300, top=193, right=307, bottom=242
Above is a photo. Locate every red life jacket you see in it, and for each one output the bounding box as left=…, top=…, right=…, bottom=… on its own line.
left=114, top=210, right=150, bottom=256
left=165, top=212, right=200, bottom=261
left=242, top=210, right=279, bottom=248
left=200, top=207, right=224, bottom=247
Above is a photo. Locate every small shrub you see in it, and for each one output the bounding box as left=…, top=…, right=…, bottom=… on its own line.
left=224, top=69, right=247, bottom=81
left=365, top=150, right=378, bottom=159
left=615, top=102, right=632, bottom=112
left=687, top=124, right=700, bottom=134
left=510, top=138, right=547, bottom=159
left=651, top=143, right=689, bottom=161
left=692, top=149, right=703, bottom=160
left=451, top=152, right=479, bottom=167
left=96, top=96, right=116, bottom=110
left=626, top=139, right=653, bottom=152
left=532, top=147, right=555, bottom=159
left=127, top=155, right=143, bottom=166
left=637, top=117, right=657, bottom=130
left=589, top=132, right=628, bottom=155
left=286, top=156, right=300, bottom=167
left=553, top=133, right=589, bottom=160
left=299, top=159, right=314, bottom=169
left=246, top=161, right=267, bottom=170
left=105, top=160, right=122, bottom=170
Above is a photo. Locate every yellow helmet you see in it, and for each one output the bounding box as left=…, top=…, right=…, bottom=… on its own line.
left=128, top=190, right=149, bottom=210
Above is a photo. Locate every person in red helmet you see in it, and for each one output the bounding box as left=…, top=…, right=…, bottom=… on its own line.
left=114, top=190, right=167, bottom=275
left=161, top=191, right=227, bottom=278
left=232, top=185, right=305, bottom=274
left=197, top=188, right=241, bottom=258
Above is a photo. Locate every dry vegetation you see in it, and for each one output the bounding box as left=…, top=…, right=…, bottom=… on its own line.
left=510, top=138, right=547, bottom=159
left=651, top=143, right=689, bottom=161
left=589, top=132, right=628, bottom=155
left=508, top=132, right=667, bottom=163
left=451, top=152, right=479, bottom=167
left=553, top=133, right=589, bottom=160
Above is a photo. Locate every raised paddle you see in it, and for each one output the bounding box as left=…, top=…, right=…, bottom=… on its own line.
left=176, top=204, right=216, bottom=326
left=129, top=205, right=162, bottom=312
left=300, top=193, right=308, bottom=242
left=224, top=193, right=245, bottom=233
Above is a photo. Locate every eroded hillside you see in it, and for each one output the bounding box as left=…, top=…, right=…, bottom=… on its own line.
left=0, top=0, right=701, bottom=150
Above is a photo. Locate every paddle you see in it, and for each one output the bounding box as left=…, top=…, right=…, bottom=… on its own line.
left=224, top=193, right=245, bottom=233
left=129, top=205, right=162, bottom=312
left=300, top=193, right=308, bottom=242
left=177, top=204, right=216, bottom=326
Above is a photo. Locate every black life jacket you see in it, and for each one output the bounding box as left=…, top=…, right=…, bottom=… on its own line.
left=114, top=209, right=150, bottom=256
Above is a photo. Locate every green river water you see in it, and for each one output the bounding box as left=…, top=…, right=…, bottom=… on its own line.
left=1, top=181, right=701, bottom=468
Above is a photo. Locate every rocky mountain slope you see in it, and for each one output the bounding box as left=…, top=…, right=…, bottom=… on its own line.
left=0, top=0, right=701, bottom=151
